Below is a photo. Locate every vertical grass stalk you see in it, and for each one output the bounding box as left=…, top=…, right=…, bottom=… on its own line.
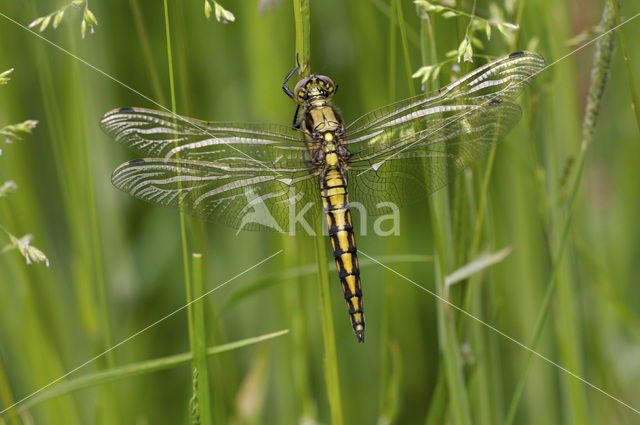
left=417, top=6, right=471, bottom=424
left=281, top=235, right=316, bottom=421
left=129, top=0, right=167, bottom=105
left=293, top=1, right=343, bottom=423
left=163, top=3, right=205, bottom=422
left=504, top=1, right=617, bottom=422
left=394, top=0, right=415, bottom=97
left=314, top=214, right=344, bottom=425
left=611, top=1, right=640, bottom=137
left=379, top=2, right=398, bottom=423
left=162, top=0, right=194, bottom=340
left=463, top=105, right=501, bottom=425
left=293, top=0, right=310, bottom=74
left=429, top=194, right=472, bottom=425
left=189, top=253, right=212, bottom=425
left=76, top=58, right=114, bottom=368
left=0, top=357, right=19, bottom=425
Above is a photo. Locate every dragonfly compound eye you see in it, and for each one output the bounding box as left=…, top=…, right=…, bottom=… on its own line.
left=294, top=77, right=312, bottom=102
left=294, top=75, right=338, bottom=101
left=317, top=75, right=336, bottom=98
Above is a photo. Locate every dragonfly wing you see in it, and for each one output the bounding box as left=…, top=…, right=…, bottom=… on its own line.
left=101, top=107, right=308, bottom=169
left=346, top=99, right=523, bottom=210
left=345, top=51, right=544, bottom=139
left=102, top=107, right=321, bottom=232
left=342, top=51, right=544, bottom=211
left=111, top=158, right=320, bottom=232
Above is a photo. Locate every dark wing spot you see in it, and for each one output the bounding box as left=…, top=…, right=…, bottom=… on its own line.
left=118, top=107, right=135, bottom=113
left=509, top=51, right=524, bottom=58
left=128, top=158, right=145, bottom=165
left=489, top=98, right=503, bottom=105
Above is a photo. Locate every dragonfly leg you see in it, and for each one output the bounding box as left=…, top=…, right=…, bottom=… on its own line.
left=292, top=104, right=302, bottom=128
left=282, top=62, right=300, bottom=101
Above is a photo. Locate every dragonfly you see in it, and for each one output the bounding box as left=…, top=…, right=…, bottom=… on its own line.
left=101, top=51, right=545, bottom=343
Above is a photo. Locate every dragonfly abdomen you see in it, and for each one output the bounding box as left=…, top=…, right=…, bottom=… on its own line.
left=320, top=168, right=365, bottom=342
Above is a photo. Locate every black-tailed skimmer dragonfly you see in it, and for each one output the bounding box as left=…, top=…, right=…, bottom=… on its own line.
left=101, top=51, right=545, bottom=343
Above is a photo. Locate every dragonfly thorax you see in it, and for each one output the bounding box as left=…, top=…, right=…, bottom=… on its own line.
left=303, top=104, right=344, bottom=136
left=308, top=130, right=349, bottom=167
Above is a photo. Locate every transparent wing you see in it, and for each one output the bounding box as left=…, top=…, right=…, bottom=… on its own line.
left=345, top=51, right=544, bottom=139
left=346, top=100, right=522, bottom=209
left=102, top=107, right=321, bottom=232
left=111, top=158, right=320, bottom=232
left=101, top=107, right=309, bottom=170
left=343, top=51, right=544, bottom=209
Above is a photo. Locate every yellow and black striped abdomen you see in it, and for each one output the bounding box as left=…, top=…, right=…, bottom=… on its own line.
left=320, top=168, right=365, bottom=342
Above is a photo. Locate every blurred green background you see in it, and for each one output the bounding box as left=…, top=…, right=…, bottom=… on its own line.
left=1, top=0, right=639, bottom=424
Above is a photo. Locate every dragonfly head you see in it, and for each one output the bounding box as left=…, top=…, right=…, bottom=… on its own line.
left=294, top=74, right=337, bottom=103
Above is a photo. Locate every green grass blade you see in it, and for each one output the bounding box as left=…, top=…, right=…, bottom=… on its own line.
left=16, top=330, right=290, bottom=413
left=429, top=188, right=472, bottom=425
left=190, top=253, right=212, bottom=425
left=505, top=3, right=617, bottom=421
left=424, top=369, right=447, bottom=425
left=314, top=213, right=344, bottom=425
left=162, top=0, right=193, bottom=341
left=417, top=5, right=471, bottom=423
left=281, top=235, right=317, bottom=422
left=445, top=246, right=514, bottom=288
left=293, top=0, right=310, bottom=74
left=611, top=1, right=640, bottom=137
left=0, top=358, right=19, bottom=425
left=377, top=341, right=402, bottom=425
left=394, top=0, right=415, bottom=97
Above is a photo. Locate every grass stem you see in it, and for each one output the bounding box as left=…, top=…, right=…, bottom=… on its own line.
left=293, top=0, right=310, bottom=75
left=162, top=0, right=193, bottom=343
left=314, top=214, right=344, bottom=425
left=611, top=1, right=640, bottom=137
left=190, top=253, right=212, bottom=425
left=504, top=2, right=616, bottom=421
left=429, top=191, right=472, bottom=425
left=293, top=1, right=343, bottom=422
